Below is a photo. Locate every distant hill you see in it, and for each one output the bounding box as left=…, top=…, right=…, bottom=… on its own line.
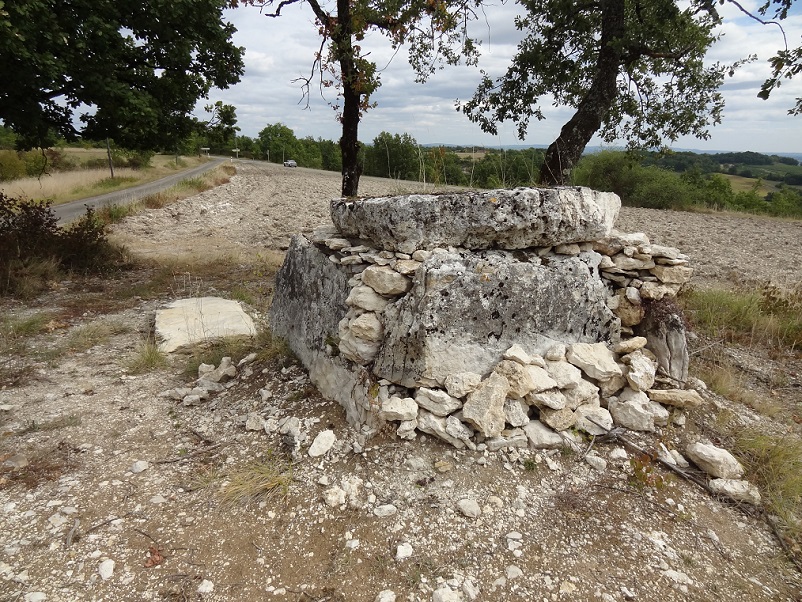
left=420, top=143, right=802, bottom=163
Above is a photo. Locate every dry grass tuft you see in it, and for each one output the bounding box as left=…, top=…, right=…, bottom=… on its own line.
left=732, top=430, right=802, bottom=550
left=126, top=339, right=169, bottom=374
left=65, top=319, right=131, bottom=353
left=220, top=454, right=292, bottom=506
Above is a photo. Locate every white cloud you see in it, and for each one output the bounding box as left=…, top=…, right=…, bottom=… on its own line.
left=201, top=2, right=802, bottom=153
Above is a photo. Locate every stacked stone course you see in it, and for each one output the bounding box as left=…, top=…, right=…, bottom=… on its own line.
left=269, top=187, right=696, bottom=452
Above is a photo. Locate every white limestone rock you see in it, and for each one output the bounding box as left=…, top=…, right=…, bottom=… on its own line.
left=417, top=410, right=467, bottom=449
left=156, top=297, right=256, bottom=353
left=538, top=406, right=576, bottom=431
left=362, top=265, right=412, bottom=296
left=98, top=559, right=115, bottom=581
left=323, top=486, right=347, bottom=508
left=566, top=343, right=623, bottom=381
left=245, top=413, right=266, bottom=431
left=647, top=388, right=703, bottom=408
left=651, top=264, right=694, bottom=284
left=373, top=250, right=620, bottom=387
left=709, top=479, right=762, bottom=505
left=346, top=286, right=390, bottom=311
left=308, top=430, right=336, bottom=457
left=486, top=428, right=528, bottom=451
left=457, top=498, right=482, bottom=518
left=445, top=416, right=476, bottom=449
left=503, top=344, right=532, bottom=364
left=523, top=420, right=564, bottom=449
left=608, top=391, right=654, bottom=432
left=330, top=187, right=621, bottom=252
left=444, top=372, right=482, bottom=398
left=526, top=389, right=567, bottom=410
left=624, top=350, right=657, bottom=392
left=611, top=336, right=648, bottom=354
left=504, top=398, right=530, bottom=428
left=544, top=360, right=584, bottom=389
left=575, top=405, right=613, bottom=435
left=380, top=396, right=418, bottom=422
left=462, top=373, right=510, bottom=438
left=686, top=442, right=744, bottom=479
left=494, top=360, right=538, bottom=398
left=397, top=419, right=418, bottom=440
left=415, top=388, right=463, bottom=416
left=563, top=378, right=600, bottom=410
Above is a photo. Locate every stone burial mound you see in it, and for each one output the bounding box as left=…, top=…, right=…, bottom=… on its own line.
left=269, top=187, right=698, bottom=453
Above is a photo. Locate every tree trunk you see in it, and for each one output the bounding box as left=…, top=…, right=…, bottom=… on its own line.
left=336, top=0, right=362, bottom=197
left=539, top=0, right=625, bottom=186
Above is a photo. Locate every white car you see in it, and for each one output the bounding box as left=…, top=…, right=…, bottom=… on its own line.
left=283, top=159, right=297, bottom=167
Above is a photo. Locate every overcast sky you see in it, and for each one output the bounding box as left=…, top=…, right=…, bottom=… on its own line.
left=199, top=0, right=802, bottom=154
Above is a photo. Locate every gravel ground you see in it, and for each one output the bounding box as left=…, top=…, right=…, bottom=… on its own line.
left=2, top=161, right=802, bottom=602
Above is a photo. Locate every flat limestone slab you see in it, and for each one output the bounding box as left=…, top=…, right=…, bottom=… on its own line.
left=156, top=297, right=256, bottom=353
left=330, top=187, right=620, bottom=253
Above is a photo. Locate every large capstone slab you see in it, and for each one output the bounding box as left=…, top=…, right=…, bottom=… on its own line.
left=330, top=187, right=620, bottom=253
left=374, top=249, right=619, bottom=388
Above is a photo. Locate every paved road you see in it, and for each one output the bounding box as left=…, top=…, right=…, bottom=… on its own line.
left=55, top=157, right=227, bottom=225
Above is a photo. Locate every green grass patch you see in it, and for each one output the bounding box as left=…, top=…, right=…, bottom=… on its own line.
left=66, top=319, right=130, bottom=352
left=683, top=285, right=802, bottom=351
left=0, top=312, right=56, bottom=340
left=126, top=339, right=169, bottom=374
left=732, top=430, right=802, bottom=547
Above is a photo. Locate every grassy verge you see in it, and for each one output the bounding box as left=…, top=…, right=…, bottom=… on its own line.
left=683, top=282, right=802, bottom=556
left=96, top=164, right=236, bottom=225
left=683, top=284, right=802, bottom=351
left=0, top=155, right=211, bottom=205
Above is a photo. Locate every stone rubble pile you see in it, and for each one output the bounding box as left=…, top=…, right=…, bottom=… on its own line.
left=267, top=186, right=757, bottom=502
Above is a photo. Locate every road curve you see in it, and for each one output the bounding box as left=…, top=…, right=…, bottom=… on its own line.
left=55, top=157, right=227, bottom=225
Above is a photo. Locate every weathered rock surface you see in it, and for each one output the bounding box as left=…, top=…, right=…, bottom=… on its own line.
left=686, top=442, right=744, bottom=479
left=155, top=297, right=256, bottom=353
left=269, top=235, right=380, bottom=430
left=374, top=250, right=619, bottom=387
left=331, top=187, right=621, bottom=253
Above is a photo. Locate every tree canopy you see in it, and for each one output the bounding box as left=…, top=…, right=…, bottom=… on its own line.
left=0, top=0, right=244, bottom=150
left=236, top=0, right=480, bottom=196
left=461, top=0, right=799, bottom=185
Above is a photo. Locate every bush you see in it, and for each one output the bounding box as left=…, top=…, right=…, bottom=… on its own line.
left=0, top=150, right=27, bottom=181
left=0, top=193, right=123, bottom=296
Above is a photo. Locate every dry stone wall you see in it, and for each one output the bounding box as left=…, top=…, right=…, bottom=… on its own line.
left=269, top=187, right=696, bottom=453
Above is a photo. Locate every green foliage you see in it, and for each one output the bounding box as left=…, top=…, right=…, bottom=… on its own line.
left=0, top=0, right=244, bottom=150
left=0, top=148, right=74, bottom=180
left=257, top=123, right=298, bottom=164
left=731, top=430, right=802, bottom=550
left=365, top=132, right=421, bottom=181
left=0, top=193, right=122, bottom=296
left=462, top=0, right=742, bottom=183
left=236, top=0, right=480, bottom=195
left=573, top=150, right=802, bottom=218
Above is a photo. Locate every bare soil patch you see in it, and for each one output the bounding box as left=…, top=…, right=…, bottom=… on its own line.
left=1, top=162, right=801, bottom=602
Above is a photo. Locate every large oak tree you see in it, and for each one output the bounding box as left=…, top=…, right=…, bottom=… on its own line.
left=462, top=0, right=799, bottom=185
left=0, top=0, right=245, bottom=150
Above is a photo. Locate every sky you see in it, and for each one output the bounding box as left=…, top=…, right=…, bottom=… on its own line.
left=198, top=0, right=802, bottom=154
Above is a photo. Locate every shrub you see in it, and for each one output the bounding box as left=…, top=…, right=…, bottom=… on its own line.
left=0, top=151, right=27, bottom=181
left=0, top=192, right=123, bottom=296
